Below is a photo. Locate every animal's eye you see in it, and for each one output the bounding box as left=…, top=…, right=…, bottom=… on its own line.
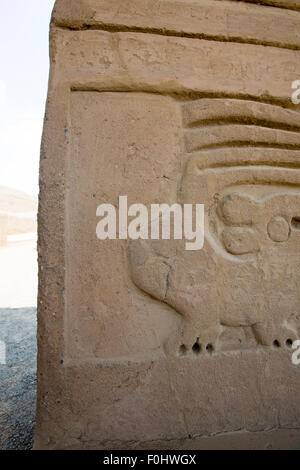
left=291, top=217, right=300, bottom=231
left=217, top=193, right=258, bottom=226
left=267, top=216, right=290, bottom=243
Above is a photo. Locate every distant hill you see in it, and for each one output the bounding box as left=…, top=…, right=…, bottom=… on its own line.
left=0, top=186, right=37, bottom=214
left=0, top=187, right=37, bottom=245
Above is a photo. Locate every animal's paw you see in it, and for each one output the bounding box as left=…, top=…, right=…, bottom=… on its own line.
left=164, top=324, right=221, bottom=357
left=252, top=322, right=297, bottom=349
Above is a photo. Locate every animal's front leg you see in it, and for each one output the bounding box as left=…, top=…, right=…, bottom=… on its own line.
left=128, top=239, right=172, bottom=302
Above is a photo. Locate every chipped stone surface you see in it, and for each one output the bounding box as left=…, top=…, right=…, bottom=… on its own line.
left=36, top=0, right=300, bottom=449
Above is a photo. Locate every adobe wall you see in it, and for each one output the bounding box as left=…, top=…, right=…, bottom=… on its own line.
left=35, top=0, right=300, bottom=449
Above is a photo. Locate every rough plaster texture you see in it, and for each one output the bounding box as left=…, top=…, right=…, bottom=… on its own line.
left=36, top=0, right=300, bottom=449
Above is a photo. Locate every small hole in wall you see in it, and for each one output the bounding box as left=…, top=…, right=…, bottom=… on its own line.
left=273, top=340, right=280, bottom=348
left=286, top=339, right=293, bottom=348
left=179, top=344, right=187, bottom=356
left=206, top=344, right=213, bottom=353
left=291, top=218, right=300, bottom=230
left=192, top=342, right=201, bottom=354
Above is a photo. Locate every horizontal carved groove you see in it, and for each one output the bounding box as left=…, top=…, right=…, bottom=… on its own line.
left=190, top=142, right=300, bottom=152
left=55, top=23, right=300, bottom=51
left=185, top=118, right=300, bottom=132
left=227, top=0, right=300, bottom=11
left=184, top=125, right=300, bottom=152
left=196, top=162, right=300, bottom=171
left=182, top=99, right=300, bottom=128
left=70, top=88, right=295, bottom=107
left=188, top=147, right=300, bottom=170
left=198, top=165, right=300, bottom=178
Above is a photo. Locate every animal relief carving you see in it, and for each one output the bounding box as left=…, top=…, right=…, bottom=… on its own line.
left=129, top=98, right=300, bottom=355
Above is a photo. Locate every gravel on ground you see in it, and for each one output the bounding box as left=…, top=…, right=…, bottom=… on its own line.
left=0, top=307, right=37, bottom=450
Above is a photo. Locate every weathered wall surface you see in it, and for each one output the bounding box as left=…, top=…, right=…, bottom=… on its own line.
left=36, top=0, right=300, bottom=449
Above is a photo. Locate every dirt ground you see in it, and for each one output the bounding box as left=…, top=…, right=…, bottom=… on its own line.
left=0, top=307, right=36, bottom=450
left=0, top=239, right=37, bottom=450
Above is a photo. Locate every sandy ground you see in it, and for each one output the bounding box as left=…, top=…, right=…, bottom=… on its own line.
left=0, top=239, right=37, bottom=450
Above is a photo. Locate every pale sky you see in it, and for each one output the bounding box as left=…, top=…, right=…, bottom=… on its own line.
left=0, top=0, right=56, bottom=197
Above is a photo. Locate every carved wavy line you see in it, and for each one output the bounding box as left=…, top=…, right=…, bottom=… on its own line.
left=227, top=0, right=300, bottom=12
left=70, top=88, right=295, bottom=107
left=189, top=142, right=300, bottom=152
left=186, top=148, right=300, bottom=171
left=55, top=23, right=300, bottom=51
left=178, top=93, right=294, bottom=107
left=185, top=125, right=300, bottom=152
left=182, top=99, right=300, bottom=129
left=196, top=162, right=300, bottom=171
left=184, top=118, right=300, bottom=133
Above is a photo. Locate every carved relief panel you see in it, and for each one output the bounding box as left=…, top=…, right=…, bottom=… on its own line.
left=36, top=0, right=300, bottom=449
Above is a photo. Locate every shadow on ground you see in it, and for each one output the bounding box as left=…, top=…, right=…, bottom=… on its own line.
left=0, top=308, right=37, bottom=450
